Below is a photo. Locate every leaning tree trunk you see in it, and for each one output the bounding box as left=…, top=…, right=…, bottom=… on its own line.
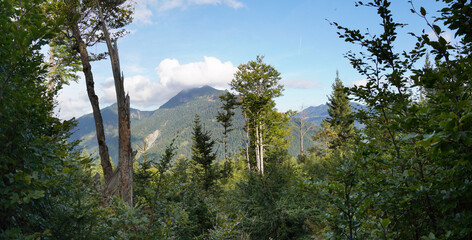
left=71, top=22, right=114, bottom=186
left=96, top=0, right=135, bottom=206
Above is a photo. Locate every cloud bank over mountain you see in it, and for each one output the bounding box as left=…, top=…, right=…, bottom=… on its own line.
left=56, top=56, right=237, bottom=119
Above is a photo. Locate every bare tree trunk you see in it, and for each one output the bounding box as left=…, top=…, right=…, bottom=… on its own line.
left=299, top=111, right=304, bottom=157
left=254, top=123, right=265, bottom=175
left=96, top=0, right=134, bottom=206
left=71, top=22, right=114, bottom=185
left=255, top=121, right=260, bottom=173
left=299, top=107, right=313, bottom=159
left=224, top=133, right=228, bottom=160
left=259, top=125, right=264, bottom=175
left=243, top=113, right=250, bottom=170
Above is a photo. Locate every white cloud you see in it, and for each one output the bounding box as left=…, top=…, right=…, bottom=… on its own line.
left=189, top=0, right=244, bottom=9
left=133, top=2, right=153, bottom=24
left=125, top=64, right=146, bottom=74
left=160, top=0, right=244, bottom=10
left=281, top=78, right=320, bottom=89
left=54, top=79, right=92, bottom=119
left=101, top=56, right=237, bottom=109
left=349, top=78, right=368, bottom=87
left=222, top=0, right=244, bottom=9
left=156, top=56, right=236, bottom=88
left=54, top=56, right=237, bottom=118
left=427, top=30, right=454, bottom=43
left=132, top=0, right=244, bottom=24
left=159, top=0, right=185, bottom=11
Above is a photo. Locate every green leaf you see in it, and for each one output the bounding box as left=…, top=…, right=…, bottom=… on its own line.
left=420, top=7, right=426, bottom=16
left=432, top=25, right=441, bottom=34
left=25, top=175, right=31, bottom=184
left=402, top=170, right=409, bottom=178
left=401, top=133, right=418, bottom=141
left=62, top=167, right=71, bottom=174
left=439, top=36, right=447, bottom=45
left=381, top=218, right=391, bottom=228
left=30, top=190, right=45, bottom=200
left=460, top=112, right=472, bottom=124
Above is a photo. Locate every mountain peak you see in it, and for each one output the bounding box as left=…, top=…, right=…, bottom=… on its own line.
left=159, top=85, right=223, bottom=109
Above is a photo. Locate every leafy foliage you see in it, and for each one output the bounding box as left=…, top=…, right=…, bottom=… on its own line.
left=317, top=0, right=472, bottom=238
left=231, top=56, right=293, bottom=174
left=0, top=1, right=115, bottom=238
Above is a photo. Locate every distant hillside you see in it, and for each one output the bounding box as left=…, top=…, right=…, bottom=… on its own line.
left=159, top=85, right=222, bottom=109
left=70, top=86, right=319, bottom=166
left=298, top=104, right=329, bottom=125
left=297, top=102, right=366, bottom=126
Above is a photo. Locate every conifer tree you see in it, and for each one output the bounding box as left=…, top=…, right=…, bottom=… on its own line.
left=191, top=114, right=217, bottom=192
left=325, top=70, right=355, bottom=150
left=216, top=90, right=238, bottom=160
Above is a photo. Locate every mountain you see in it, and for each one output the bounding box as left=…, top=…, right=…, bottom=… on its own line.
left=70, top=86, right=320, bottom=166
left=298, top=104, right=329, bottom=125
left=297, top=102, right=366, bottom=126
left=70, top=103, right=153, bottom=141
left=159, top=85, right=222, bottom=109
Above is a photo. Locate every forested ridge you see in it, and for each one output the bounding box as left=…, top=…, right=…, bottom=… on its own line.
left=1, top=0, right=472, bottom=239
left=70, top=85, right=319, bottom=165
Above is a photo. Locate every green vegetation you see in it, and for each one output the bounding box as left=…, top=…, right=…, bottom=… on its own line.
left=230, top=56, right=293, bottom=174
left=191, top=114, right=219, bottom=192
left=2, top=0, right=472, bottom=239
left=216, top=90, right=238, bottom=161
left=71, top=86, right=318, bottom=164
left=324, top=71, right=355, bottom=151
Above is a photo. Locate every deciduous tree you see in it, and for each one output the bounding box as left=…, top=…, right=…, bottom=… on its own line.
left=230, top=56, right=291, bottom=175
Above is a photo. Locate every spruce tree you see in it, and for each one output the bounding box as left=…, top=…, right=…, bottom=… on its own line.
left=191, top=114, right=217, bottom=192
left=216, top=90, right=238, bottom=160
left=325, top=70, right=354, bottom=150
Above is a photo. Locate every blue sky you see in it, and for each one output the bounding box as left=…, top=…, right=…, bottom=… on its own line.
left=55, top=0, right=449, bottom=119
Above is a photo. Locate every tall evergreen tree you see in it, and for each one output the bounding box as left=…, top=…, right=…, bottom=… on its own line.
left=325, top=70, right=355, bottom=150
left=216, top=90, right=238, bottom=160
left=191, top=114, right=217, bottom=192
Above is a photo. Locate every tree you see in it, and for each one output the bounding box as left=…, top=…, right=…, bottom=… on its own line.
left=326, top=0, right=472, bottom=238
left=216, top=90, right=238, bottom=161
left=297, top=105, right=314, bottom=160
left=1, top=0, right=58, bottom=234
left=191, top=114, right=218, bottom=192
left=325, top=70, right=355, bottom=150
left=230, top=56, right=290, bottom=175
left=56, top=0, right=134, bottom=205
left=95, top=0, right=136, bottom=206
left=0, top=1, right=108, bottom=238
